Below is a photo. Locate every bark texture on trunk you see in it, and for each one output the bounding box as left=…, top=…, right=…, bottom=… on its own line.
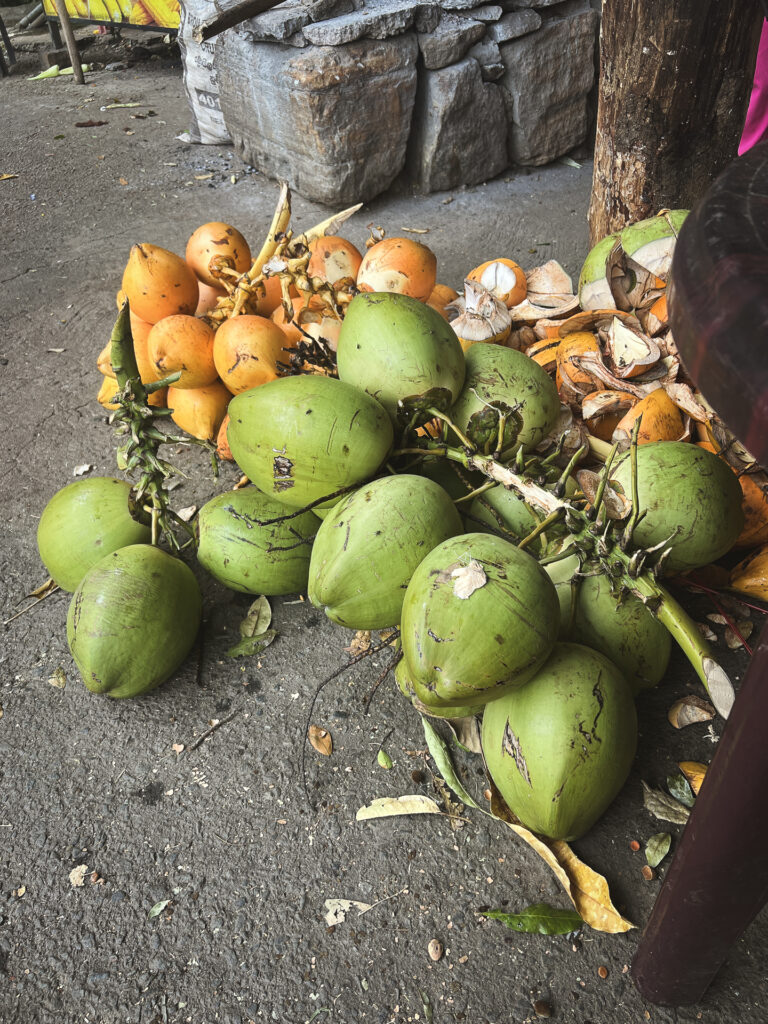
left=588, top=1, right=763, bottom=245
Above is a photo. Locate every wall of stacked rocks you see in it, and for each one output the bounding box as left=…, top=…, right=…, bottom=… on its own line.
left=215, top=0, right=601, bottom=204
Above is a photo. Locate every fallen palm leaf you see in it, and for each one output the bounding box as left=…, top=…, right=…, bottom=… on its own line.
left=422, top=719, right=484, bottom=812
left=309, top=725, right=333, bottom=757
left=356, top=795, right=441, bottom=821
left=483, top=902, right=582, bottom=935
left=667, top=695, right=715, bottom=729
left=642, top=781, right=691, bottom=825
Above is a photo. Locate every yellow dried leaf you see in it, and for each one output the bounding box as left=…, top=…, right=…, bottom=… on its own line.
left=308, top=724, right=333, bottom=757
left=550, top=841, right=635, bottom=933
left=27, top=578, right=57, bottom=599
left=678, top=761, right=708, bottom=796
left=356, top=794, right=441, bottom=820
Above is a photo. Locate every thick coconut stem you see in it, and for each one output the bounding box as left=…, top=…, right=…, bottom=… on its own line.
left=631, top=574, right=736, bottom=718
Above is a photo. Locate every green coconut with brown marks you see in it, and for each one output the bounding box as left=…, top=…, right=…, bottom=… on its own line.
left=227, top=375, right=394, bottom=511
left=399, top=533, right=560, bottom=712
left=482, top=642, right=637, bottom=841
left=450, top=344, right=560, bottom=453
left=395, top=653, right=477, bottom=720
left=197, top=487, right=319, bottom=595
left=67, top=544, right=202, bottom=698
left=308, top=474, right=463, bottom=630
left=336, top=292, right=466, bottom=424
left=37, top=477, right=151, bottom=592
left=608, top=441, right=743, bottom=574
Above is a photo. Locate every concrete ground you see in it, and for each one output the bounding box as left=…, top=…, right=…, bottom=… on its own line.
left=1, top=23, right=766, bottom=1024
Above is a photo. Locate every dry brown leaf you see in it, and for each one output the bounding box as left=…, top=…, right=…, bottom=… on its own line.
left=118, top=177, right=128, bottom=186
left=678, top=761, right=708, bottom=796
left=668, top=695, right=715, bottom=729
left=724, top=620, right=753, bottom=650
left=344, top=630, right=371, bottom=656
left=27, top=578, right=56, bottom=599
left=308, top=724, right=333, bottom=756
left=642, top=781, right=691, bottom=825
left=356, top=794, right=441, bottom=820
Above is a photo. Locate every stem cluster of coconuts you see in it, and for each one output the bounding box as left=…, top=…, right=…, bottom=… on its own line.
left=36, top=185, right=748, bottom=839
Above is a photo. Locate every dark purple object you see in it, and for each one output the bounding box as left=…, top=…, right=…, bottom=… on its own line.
left=668, top=139, right=768, bottom=465
left=633, top=142, right=768, bottom=1004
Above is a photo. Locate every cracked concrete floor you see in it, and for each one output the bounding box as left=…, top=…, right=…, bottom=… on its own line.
left=1, top=37, right=766, bottom=1024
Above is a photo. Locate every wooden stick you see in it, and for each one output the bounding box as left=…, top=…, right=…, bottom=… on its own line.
left=53, top=0, right=84, bottom=84
left=193, top=0, right=285, bottom=43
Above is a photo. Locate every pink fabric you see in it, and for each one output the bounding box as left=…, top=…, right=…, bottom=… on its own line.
left=740, top=21, right=768, bottom=154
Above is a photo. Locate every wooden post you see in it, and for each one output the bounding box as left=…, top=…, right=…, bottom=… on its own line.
left=53, top=0, right=84, bottom=85
left=588, top=0, right=763, bottom=245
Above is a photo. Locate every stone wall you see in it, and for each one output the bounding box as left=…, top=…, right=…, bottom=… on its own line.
left=215, top=0, right=599, bottom=204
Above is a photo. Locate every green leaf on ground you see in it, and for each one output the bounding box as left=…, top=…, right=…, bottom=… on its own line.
left=148, top=899, right=170, bottom=919
left=645, top=833, right=672, bottom=868
left=483, top=902, right=583, bottom=935
left=667, top=772, right=695, bottom=808
left=226, top=628, right=277, bottom=659
left=422, top=718, right=484, bottom=812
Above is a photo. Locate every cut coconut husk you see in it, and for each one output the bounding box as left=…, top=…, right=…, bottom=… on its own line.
left=612, top=387, right=687, bottom=447
left=508, top=326, right=538, bottom=351
left=604, top=317, right=660, bottom=379
left=665, top=383, right=711, bottom=423
left=450, top=279, right=512, bottom=350
left=526, top=260, right=574, bottom=297
left=468, top=258, right=527, bottom=308
left=526, top=337, right=560, bottom=375
left=508, top=294, right=580, bottom=327
left=556, top=332, right=603, bottom=400
left=557, top=308, right=641, bottom=338
left=570, top=351, right=648, bottom=398
left=582, top=390, right=637, bottom=443
left=533, top=318, right=569, bottom=340
left=619, top=209, right=689, bottom=278
left=578, top=233, right=621, bottom=311
left=610, top=255, right=662, bottom=313
left=642, top=293, right=669, bottom=336
left=697, top=441, right=768, bottom=549
left=535, top=404, right=590, bottom=465
left=730, top=544, right=768, bottom=600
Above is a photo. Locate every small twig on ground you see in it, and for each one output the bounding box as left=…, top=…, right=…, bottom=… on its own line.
left=186, top=709, right=242, bottom=752
left=3, top=585, right=61, bottom=626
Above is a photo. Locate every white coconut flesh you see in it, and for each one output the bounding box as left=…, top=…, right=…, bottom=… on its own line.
left=479, top=261, right=522, bottom=302
left=607, top=317, right=659, bottom=376
left=322, top=250, right=357, bottom=285
left=619, top=210, right=689, bottom=278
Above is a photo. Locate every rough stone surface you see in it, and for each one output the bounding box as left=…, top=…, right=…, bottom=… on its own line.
left=217, top=33, right=419, bottom=204
left=507, top=0, right=569, bottom=7
left=439, top=0, right=493, bottom=8
left=418, top=13, right=486, bottom=70
left=241, top=0, right=354, bottom=42
left=488, top=9, right=541, bottom=42
left=467, top=35, right=506, bottom=80
left=407, top=57, right=508, bottom=193
left=456, top=4, right=503, bottom=21
left=302, top=1, right=439, bottom=46
left=500, top=9, right=598, bottom=164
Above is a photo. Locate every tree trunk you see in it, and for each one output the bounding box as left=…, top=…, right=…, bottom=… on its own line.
left=588, top=1, right=763, bottom=245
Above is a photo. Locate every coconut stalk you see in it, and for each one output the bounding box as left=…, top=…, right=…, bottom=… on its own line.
left=109, top=302, right=214, bottom=552
left=393, top=414, right=735, bottom=717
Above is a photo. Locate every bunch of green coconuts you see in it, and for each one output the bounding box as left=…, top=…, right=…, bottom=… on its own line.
left=37, top=291, right=743, bottom=841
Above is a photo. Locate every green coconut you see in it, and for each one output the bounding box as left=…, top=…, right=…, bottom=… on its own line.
left=227, top=375, right=393, bottom=510
left=400, top=533, right=560, bottom=711
left=308, top=474, right=463, bottom=630
left=577, top=233, right=620, bottom=311
left=197, top=488, right=319, bottom=595
left=469, top=477, right=576, bottom=547
left=619, top=210, right=689, bottom=278
left=450, top=344, right=560, bottom=453
left=546, top=557, right=671, bottom=694
left=336, top=292, right=465, bottom=424
left=67, top=544, right=202, bottom=698
left=395, top=654, right=478, bottom=720
left=608, top=441, right=743, bottom=574
left=37, top=477, right=151, bottom=593
left=482, top=643, right=637, bottom=841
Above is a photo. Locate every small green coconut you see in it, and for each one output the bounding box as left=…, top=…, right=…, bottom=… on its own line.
left=336, top=292, right=465, bottom=424
left=482, top=643, right=637, bottom=841
left=37, top=477, right=151, bottom=592
left=67, top=544, right=201, bottom=699
left=308, top=474, right=463, bottom=630
left=450, top=344, right=560, bottom=453
left=400, top=533, right=560, bottom=711
left=197, top=488, right=319, bottom=595
left=227, top=375, right=393, bottom=511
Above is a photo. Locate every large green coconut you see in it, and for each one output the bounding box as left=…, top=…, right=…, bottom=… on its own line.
left=336, top=292, right=465, bottom=424
left=308, top=474, right=463, bottom=630
left=197, top=488, right=319, bottom=595
left=227, top=375, right=393, bottom=511
left=546, top=557, right=671, bottom=694
left=608, top=441, right=743, bottom=574
left=37, top=477, right=151, bottom=592
left=450, top=344, right=560, bottom=453
left=400, top=533, right=560, bottom=711
left=67, top=544, right=202, bottom=698
left=482, top=643, right=637, bottom=841
left=469, top=477, right=576, bottom=547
